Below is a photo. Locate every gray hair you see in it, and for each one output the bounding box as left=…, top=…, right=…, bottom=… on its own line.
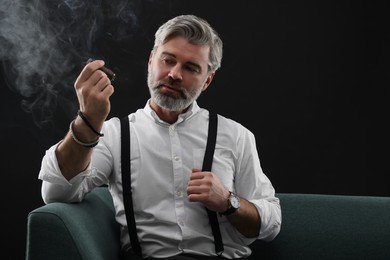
left=153, top=14, right=223, bottom=72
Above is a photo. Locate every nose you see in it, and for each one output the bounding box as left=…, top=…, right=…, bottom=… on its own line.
left=168, top=64, right=183, bottom=81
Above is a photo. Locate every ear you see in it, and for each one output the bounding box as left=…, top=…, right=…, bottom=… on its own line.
left=202, top=72, right=215, bottom=91
left=147, top=51, right=154, bottom=71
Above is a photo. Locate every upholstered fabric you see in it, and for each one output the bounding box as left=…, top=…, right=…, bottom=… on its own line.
left=250, top=193, right=390, bottom=259
left=26, top=186, right=121, bottom=260
left=26, top=187, right=390, bottom=259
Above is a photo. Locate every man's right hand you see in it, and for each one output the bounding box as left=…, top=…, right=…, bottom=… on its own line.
left=74, top=59, right=114, bottom=133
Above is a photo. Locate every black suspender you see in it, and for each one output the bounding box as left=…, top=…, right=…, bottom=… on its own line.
left=202, top=112, right=224, bottom=256
left=120, top=115, right=142, bottom=257
left=120, top=112, right=223, bottom=258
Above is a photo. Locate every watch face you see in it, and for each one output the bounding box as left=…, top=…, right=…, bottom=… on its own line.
left=230, top=194, right=240, bottom=208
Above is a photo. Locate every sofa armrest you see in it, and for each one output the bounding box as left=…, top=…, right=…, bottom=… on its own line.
left=26, top=186, right=121, bottom=260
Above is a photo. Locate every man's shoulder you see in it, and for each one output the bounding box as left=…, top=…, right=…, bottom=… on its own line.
left=202, top=110, right=254, bottom=138
left=215, top=112, right=248, bottom=130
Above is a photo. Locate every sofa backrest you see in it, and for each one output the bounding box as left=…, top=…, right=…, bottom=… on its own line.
left=250, top=193, right=390, bottom=259
left=26, top=187, right=390, bottom=259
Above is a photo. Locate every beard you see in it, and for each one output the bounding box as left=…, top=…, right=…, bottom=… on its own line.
left=147, top=72, right=203, bottom=112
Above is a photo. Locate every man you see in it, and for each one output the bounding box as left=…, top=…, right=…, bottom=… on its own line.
left=39, top=14, right=281, bottom=259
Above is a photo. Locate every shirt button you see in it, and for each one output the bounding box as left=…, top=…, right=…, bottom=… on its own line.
left=176, top=190, right=182, bottom=196
left=174, top=155, right=180, bottom=161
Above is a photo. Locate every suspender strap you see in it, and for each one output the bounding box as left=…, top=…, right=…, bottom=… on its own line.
left=120, top=116, right=142, bottom=257
left=202, top=112, right=224, bottom=256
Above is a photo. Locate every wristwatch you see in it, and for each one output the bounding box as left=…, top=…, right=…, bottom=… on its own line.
left=221, top=192, right=240, bottom=216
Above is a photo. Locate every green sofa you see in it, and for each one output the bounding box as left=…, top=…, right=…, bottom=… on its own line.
left=26, top=186, right=390, bottom=260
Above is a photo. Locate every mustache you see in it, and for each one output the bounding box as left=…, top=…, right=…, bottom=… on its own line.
left=156, top=80, right=183, bottom=91
left=155, top=80, right=188, bottom=100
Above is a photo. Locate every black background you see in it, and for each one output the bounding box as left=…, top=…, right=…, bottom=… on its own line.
left=1, top=1, right=389, bottom=259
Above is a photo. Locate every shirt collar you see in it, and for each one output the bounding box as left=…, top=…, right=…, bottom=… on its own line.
left=144, top=99, right=200, bottom=125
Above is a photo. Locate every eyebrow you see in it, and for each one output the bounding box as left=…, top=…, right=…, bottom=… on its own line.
left=161, top=51, right=202, bottom=72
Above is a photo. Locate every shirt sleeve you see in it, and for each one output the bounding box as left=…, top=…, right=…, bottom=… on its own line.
left=38, top=119, right=118, bottom=204
left=235, top=126, right=282, bottom=241
left=38, top=141, right=90, bottom=203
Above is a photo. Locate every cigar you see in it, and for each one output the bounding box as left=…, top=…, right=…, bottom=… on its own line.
left=87, top=58, right=116, bottom=81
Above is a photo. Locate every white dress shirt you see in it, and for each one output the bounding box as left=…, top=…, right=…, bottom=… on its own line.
left=39, top=100, right=281, bottom=259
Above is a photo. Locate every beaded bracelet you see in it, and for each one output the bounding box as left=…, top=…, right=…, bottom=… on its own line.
left=77, top=110, right=104, bottom=137
left=69, top=120, right=99, bottom=148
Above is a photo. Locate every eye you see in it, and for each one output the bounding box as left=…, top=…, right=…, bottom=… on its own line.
left=161, top=57, right=175, bottom=65
left=184, top=64, right=200, bottom=73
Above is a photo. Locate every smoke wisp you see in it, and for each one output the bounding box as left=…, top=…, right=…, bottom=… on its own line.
left=0, top=0, right=142, bottom=127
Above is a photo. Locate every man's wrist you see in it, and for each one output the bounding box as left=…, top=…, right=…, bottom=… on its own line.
left=220, top=192, right=240, bottom=216
left=69, top=120, right=100, bottom=148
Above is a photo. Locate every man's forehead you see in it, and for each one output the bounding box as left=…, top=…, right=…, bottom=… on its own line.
left=157, top=37, right=210, bottom=65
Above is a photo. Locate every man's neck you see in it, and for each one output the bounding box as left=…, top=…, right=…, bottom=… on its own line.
left=149, top=100, right=190, bottom=124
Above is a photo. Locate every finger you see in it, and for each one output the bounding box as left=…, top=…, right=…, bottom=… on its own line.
left=94, top=74, right=111, bottom=92
left=187, top=184, right=209, bottom=193
left=77, top=60, right=105, bottom=84
left=88, top=69, right=110, bottom=88
left=187, top=193, right=208, bottom=202
left=187, top=179, right=204, bottom=188
left=190, top=169, right=205, bottom=180
left=101, top=83, right=115, bottom=97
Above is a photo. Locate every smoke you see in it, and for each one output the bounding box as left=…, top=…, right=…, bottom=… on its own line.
left=0, top=0, right=143, bottom=127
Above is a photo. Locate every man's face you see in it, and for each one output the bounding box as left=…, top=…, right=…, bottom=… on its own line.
left=147, top=36, right=215, bottom=112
